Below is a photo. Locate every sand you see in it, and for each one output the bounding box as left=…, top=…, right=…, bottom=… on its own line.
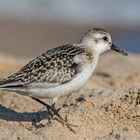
left=0, top=52, right=139, bottom=140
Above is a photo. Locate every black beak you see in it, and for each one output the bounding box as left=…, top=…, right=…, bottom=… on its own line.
left=111, top=44, right=128, bottom=56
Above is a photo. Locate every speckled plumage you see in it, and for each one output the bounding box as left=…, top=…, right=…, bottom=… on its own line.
left=0, top=44, right=94, bottom=87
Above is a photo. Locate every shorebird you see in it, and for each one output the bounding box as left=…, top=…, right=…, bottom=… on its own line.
left=0, top=28, right=127, bottom=128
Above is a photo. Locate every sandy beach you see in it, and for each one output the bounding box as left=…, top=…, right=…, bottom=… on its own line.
left=0, top=52, right=139, bottom=140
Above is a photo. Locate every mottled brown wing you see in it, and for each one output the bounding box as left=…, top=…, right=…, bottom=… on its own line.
left=0, top=44, right=85, bottom=88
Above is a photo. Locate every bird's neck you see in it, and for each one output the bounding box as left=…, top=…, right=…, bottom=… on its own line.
left=79, top=42, right=97, bottom=54
left=79, top=37, right=96, bottom=47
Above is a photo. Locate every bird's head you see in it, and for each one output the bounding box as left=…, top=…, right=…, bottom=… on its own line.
left=80, top=28, right=127, bottom=56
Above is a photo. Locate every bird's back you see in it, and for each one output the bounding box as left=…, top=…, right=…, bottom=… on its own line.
left=0, top=44, right=86, bottom=89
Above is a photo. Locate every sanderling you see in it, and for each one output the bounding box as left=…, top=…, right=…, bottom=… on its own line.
left=0, top=28, right=127, bottom=129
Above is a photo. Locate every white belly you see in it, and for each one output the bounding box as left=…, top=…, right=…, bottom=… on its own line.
left=25, top=60, right=98, bottom=101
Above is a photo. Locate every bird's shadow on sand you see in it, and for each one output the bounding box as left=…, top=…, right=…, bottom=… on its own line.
left=0, top=104, right=49, bottom=123
left=0, top=104, right=77, bottom=133
left=0, top=92, right=86, bottom=124
left=0, top=95, right=84, bottom=123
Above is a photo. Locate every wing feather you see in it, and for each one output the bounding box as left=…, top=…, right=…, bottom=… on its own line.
left=0, top=44, right=85, bottom=88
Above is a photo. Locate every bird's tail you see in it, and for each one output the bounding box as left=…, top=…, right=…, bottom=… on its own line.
left=0, top=79, right=24, bottom=93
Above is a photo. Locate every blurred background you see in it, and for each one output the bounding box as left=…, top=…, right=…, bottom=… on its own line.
left=0, top=0, right=139, bottom=57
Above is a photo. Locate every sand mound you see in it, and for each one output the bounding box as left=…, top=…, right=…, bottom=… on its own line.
left=0, top=52, right=139, bottom=140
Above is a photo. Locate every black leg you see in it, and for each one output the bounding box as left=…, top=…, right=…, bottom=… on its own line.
left=31, top=97, right=51, bottom=108
left=31, top=97, right=64, bottom=123
left=31, top=97, right=54, bottom=123
left=50, top=103, right=65, bottom=123
left=31, top=97, right=77, bottom=133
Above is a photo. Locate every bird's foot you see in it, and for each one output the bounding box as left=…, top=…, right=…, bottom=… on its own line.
left=46, top=103, right=63, bottom=123
left=47, top=103, right=77, bottom=133
left=31, top=98, right=77, bottom=133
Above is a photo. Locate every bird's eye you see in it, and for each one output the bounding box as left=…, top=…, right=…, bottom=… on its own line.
left=103, top=36, right=108, bottom=41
